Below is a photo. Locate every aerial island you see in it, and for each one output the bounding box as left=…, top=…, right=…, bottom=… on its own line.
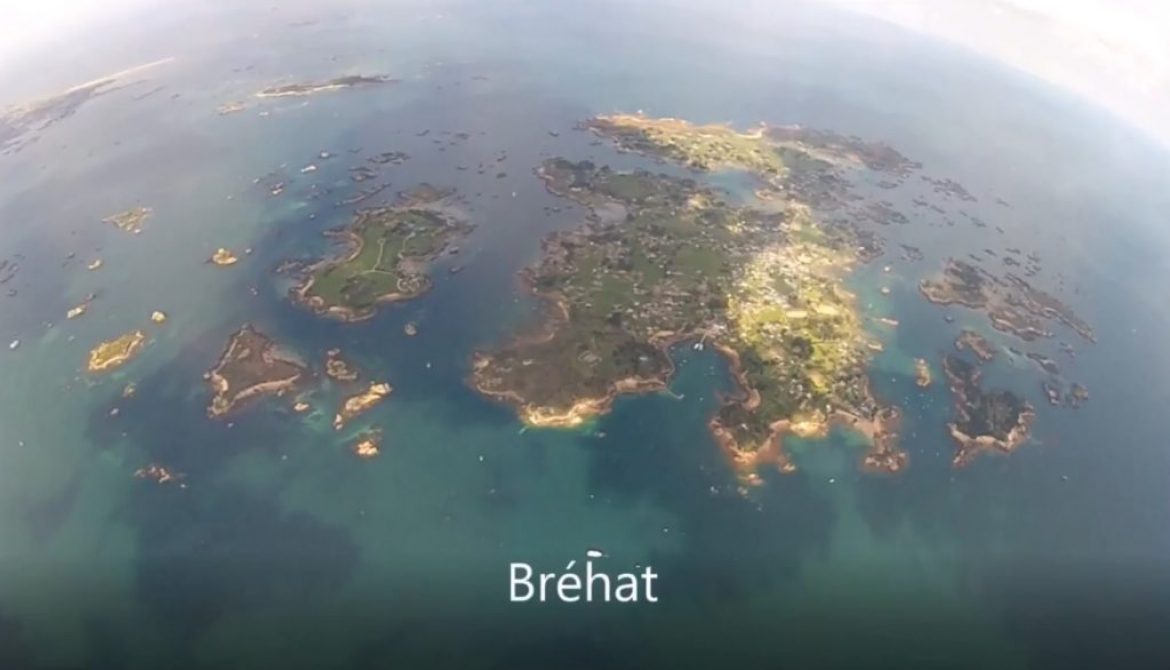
left=325, top=348, right=359, bottom=382
left=350, top=429, right=382, bottom=459
left=954, top=329, right=997, bottom=362
left=942, top=355, right=1034, bottom=467
left=134, top=463, right=184, bottom=485
left=920, top=259, right=1094, bottom=343
left=914, top=358, right=932, bottom=387
left=206, top=325, right=308, bottom=418
left=209, top=248, right=239, bottom=266
left=290, top=185, right=474, bottom=321
left=255, top=75, right=396, bottom=99
left=67, top=293, right=96, bottom=320
left=333, top=382, right=392, bottom=430
left=103, top=207, right=151, bottom=234
left=471, top=113, right=920, bottom=480
left=200, top=324, right=396, bottom=440
left=87, top=330, right=147, bottom=373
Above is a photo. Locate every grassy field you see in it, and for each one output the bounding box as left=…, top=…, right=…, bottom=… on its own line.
left=304, top=209, right=467, bottom=313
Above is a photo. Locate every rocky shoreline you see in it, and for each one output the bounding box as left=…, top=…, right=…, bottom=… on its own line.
left=205, top=325, right=307, bottom=418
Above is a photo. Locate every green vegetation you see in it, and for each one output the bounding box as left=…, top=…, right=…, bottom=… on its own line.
left=473, top=114, right=923, bottom=474
left=294, top=203, right=473, bottom=321
left=473, top=158, right=875, bottom=452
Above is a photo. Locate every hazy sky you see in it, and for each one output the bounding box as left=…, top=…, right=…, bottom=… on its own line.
left=0, top=0, right=145, bottom=59
left=816, top=0, right=1170, bottom=146
left=2, top=0, right=1168, bottom=145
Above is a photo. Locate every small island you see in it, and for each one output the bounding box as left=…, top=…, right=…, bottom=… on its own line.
left=209, top=248, right=239, bottom=266
left=1041, top=380, right=1063, bottom=406
left=333, top=382, right=392, bottom=430
left=103, top=207, right=151, bottom=234
left=87, top=330, right=147, bottom=373
left=921, top=259, right=1094, bottom=343
left=216, top=101, right=246, bottom=115
left=350, top=429, right=382, bottom=459
left=942, top=355, right=1034, bottom=467
left=255, top=75, right=396, bottom=98
left=1025, top=351, right=1061, bottom=376
left=206, top=325, right=308, bottom=418
left=954, top=329, right=997, bottom=362
left=324, top=348, right=359, bottom=382
left=914, top=358, right=932, bottom=387
left=1041, top=379, right=1090, bottom=409
left=134, top=463, right=183, bottom=485
left=290, top=187, right=474, bottom=321
left=67, top=293, right=96, bottom=320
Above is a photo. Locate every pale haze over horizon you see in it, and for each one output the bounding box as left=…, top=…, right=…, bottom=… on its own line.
left=2, top=0, right=1168, bottom=147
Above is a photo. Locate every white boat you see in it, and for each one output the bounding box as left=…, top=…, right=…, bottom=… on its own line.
left=585, top=548, right=604, bottom=559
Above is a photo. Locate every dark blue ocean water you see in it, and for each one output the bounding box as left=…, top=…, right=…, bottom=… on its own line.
left=1, top=1, right=1169, bottom=668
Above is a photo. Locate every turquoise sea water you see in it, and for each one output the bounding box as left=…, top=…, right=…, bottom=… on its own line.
left=2, top=1, right=1170, bottom=668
